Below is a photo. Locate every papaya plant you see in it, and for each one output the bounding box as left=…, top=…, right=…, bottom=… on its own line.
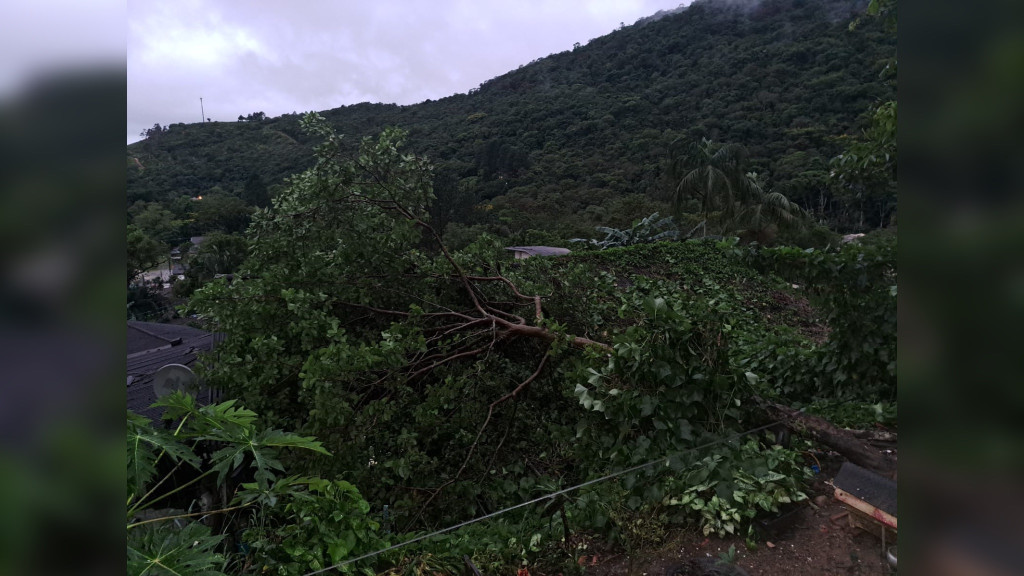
left=127, top=392, right=381, bottom=576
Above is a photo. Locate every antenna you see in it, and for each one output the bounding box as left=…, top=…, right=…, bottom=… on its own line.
left=200, top=97, right=205, bottom=123
left=152, top=363, right=199, bottom=398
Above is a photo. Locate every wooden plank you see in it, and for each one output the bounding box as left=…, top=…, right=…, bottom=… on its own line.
left=834, top=487, right=897, bottom=530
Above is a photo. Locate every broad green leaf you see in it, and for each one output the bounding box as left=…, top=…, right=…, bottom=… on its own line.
left=127, top=522, right=225, bottom=576
left=127, top=411, right=199, bottom=502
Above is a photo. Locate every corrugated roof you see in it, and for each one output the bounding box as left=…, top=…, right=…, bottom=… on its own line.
left=127, top=321, right=210, bottom=355
left=505, top=246, right=571, bottom=257
left=833, top=462, right=897, bottom=517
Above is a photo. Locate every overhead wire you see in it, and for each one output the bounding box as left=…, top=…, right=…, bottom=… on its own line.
left=299, top=407, right=816, bottom=576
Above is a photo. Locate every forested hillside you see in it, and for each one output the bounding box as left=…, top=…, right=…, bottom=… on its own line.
left=127, top=0, right=894, bottom=245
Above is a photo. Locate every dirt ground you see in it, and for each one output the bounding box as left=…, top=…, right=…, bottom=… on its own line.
left=585, top=476, right=895, bottom=576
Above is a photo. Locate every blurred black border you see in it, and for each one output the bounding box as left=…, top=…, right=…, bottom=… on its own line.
left=902, top=0, right=1024, bottom=573
left=0, top=67, right=126, bottom=574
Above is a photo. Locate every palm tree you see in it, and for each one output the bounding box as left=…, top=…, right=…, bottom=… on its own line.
left=667, top=138, right=805, bottom=238
left=727, top=182, right=808, bottom=244
left=667, top=138, right=760, bottom=226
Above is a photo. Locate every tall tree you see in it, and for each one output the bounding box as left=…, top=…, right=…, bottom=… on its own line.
left=832, top=0, right=898, bottom=230
left=667, top=138, right=805, bottom=237
left=830, top=101, right=897, bottom=229
left=132, top=202, right=184, bottom=245
left=193, top=194, right=252, bottom=235
left=127, top=225, right=164, bottom=286
left=725, top=172, right=808, bottom=243
left=428, top=165, right=475, bottom=234
left=667, top=138, right=760, bottom=226
left=242, top=173, right=271, bottom=208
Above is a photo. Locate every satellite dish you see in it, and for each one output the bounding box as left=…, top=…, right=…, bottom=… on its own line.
left=152, top=363, right=199, bottom=398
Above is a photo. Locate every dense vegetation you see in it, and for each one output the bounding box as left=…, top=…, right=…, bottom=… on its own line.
left=127, top=0, right=894, bottom=255
left=126, top=110, right=895, bottom=574
left=126, top=1, right=897, bottom=573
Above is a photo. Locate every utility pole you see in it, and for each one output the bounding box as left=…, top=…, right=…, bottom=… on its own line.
left=200, top=97, right=205, bottom=123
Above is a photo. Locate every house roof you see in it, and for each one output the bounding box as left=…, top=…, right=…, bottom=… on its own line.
left=127, top=321, right=210, bottom=356
left=127, top=321, right=224, bottom=423
left=505, top=246, right=571, bottom=257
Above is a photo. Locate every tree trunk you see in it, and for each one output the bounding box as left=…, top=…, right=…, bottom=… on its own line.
left=848, top=428, right=897, bottom=443
left=759, top=399, right=897, bottom=478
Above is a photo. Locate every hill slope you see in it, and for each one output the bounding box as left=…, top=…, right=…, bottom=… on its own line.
left=128, top=0, right=893, bottom=238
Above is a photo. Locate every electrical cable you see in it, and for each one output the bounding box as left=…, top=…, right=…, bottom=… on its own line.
left=299, top=409, right=813, bottom=576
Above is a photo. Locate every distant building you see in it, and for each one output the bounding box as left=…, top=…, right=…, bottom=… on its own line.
left=505, top=246, right=571, bottom=260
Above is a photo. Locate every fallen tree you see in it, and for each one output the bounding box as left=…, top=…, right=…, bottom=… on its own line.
left=761, top=399, right=897, bottom=478
left=190, top=118, right=624, bottom=527
left=189, top=116, right=896, bottom=537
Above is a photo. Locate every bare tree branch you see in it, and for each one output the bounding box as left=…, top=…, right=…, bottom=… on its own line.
left=404, top=351, right=551, bottom=531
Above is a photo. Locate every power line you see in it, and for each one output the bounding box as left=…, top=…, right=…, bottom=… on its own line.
left=300, top=413, right=804, bottom=576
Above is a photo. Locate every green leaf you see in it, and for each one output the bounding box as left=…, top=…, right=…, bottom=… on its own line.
left=678, top=419, right=693, bottom=440
left=127, top=521, right=225, bottom=576
left=127, top=411, right=199, bottom=502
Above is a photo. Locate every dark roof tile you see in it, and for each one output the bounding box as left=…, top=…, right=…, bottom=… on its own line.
left=127, top=322, right=224, bottom=424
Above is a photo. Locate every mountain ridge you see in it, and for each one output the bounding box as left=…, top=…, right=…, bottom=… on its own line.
left=128, top=0, right=893, bottom=238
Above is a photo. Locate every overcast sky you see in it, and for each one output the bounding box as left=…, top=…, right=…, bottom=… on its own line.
left=128, top=0, right=690, bottom=144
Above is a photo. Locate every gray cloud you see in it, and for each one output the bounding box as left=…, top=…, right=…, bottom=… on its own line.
left=128, top=0, right=688, bottom=143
